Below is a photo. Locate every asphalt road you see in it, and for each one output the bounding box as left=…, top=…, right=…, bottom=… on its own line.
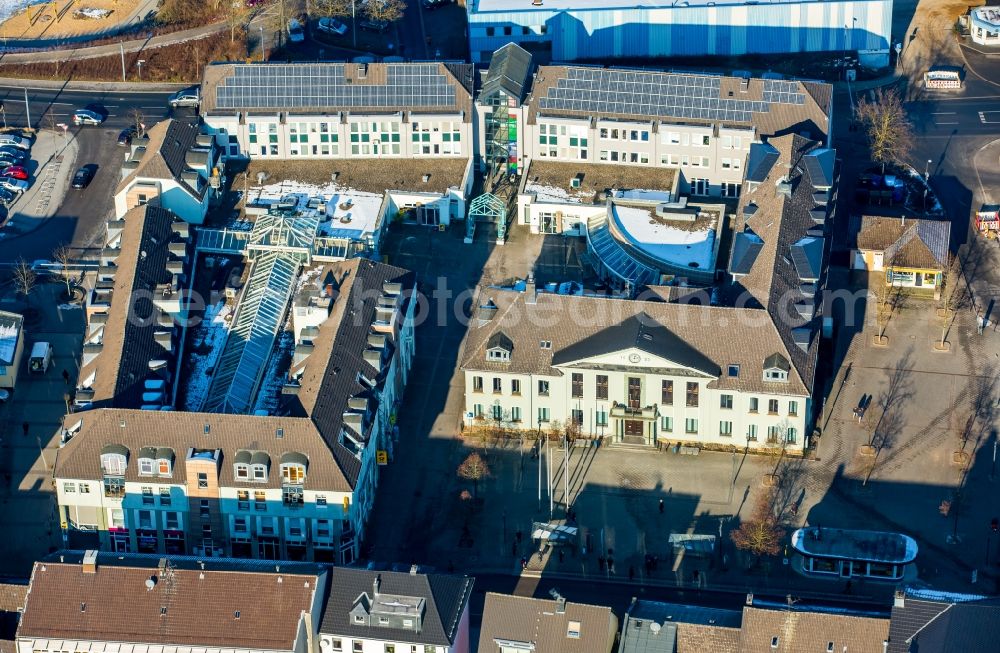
left=0, top=84, right=180, bottom=262
left=905, top=95, right=1000, bottom=139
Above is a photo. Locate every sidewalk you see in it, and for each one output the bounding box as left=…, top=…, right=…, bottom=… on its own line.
left=0, top=77, right=187, bottom=92
left=0, top=20, right=225, bottom=63
left=2, top=129, right=78, bottom=240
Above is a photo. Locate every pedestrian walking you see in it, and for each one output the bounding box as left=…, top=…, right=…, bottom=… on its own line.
left=62, top=369, right=70, bottom=384
left=558, top=548, right=564, bottom=563
left=659, top=498, right=665, bottom=514
left=521, top=557, right=528, bottom=570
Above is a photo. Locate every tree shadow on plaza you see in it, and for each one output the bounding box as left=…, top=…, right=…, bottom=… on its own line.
left=804, top=426, right=1000, bottom=593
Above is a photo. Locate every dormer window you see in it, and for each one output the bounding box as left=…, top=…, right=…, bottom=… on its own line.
left=235, top=464, right=250, bottom=480
left=280, top=452, right=308, bottom=485
left=762, top=353, right=790, bottom=383
left=156, top=448, right=174, bottom=476
left=100, top=445, right=128, bottom=476
left=486, top=332, right=513, bottom=362
left=487, top=348, right=510, bottom=362
left=764, top=369, right=788, bottom=382
left=139, top=458, right=155, bottom=475
left=249, top=451, right=271, bottom=482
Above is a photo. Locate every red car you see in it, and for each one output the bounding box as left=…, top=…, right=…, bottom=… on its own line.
left=1, top=166, right=28, bottom=181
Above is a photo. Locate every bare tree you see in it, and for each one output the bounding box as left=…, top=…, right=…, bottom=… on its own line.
left=226, top=0, right=250, bottom=42
left=456, top=451, right=491, bottom=499
left=52, top=244, right=73, bottom=298
left=855, top=87, right=915, bottom=174
left=12, top=258, right=37, bottom=307
left=314, top=0, right=353, bottom=17
left=128, top=108, right=145, bottom=138
left=731, top=488, right=785, bottom=566
left=937, top=270, right=958, bottom=348
left=362, top=0, right=405, bottom=23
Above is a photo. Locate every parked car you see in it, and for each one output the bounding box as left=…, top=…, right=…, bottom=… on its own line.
left=359, top=18, right=389, bottom=32
left=1, top=166, right=29, bottom=181
left=0, top=389, right=9, bottom=403
left=168, top=87, right=200, bottom=108
left=0, top=146, right=28, bottom=162
left=0, top=156, right=21, bottom=170
left=317, top=16, right=349, bottom=35
left=0, top=178, right=29, bottom=194
left=72, top=104, right=106, bottom=125
left=117, top=127, right=137, bottom=147
left=72, top=164, right=96, bottom=189
left=0, top=134, right=31, bottom=150
left=0, top=187, right=16, bottom=206
left=422, top=0, right=450, bottom=9
left=287, top=17, right=305, bottom=42
left=352, top=54, right=379, bottom=64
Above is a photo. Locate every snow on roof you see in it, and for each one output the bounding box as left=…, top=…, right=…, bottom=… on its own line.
left=252, top=181, right=385, bottom=241
left=0, top=323, right=19, bottom=364
left=614, top=189, right=673, bottom=203
left=523, top=181, right=594, bottom=204
left=973, top=7, right=1000, bottom=27
left=612, top=203, right=716, bottom=270
left=182, top=301, right=233, bottom=411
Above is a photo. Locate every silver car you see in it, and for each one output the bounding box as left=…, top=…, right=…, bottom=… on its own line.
left=168, top=88, right=200, bottom=108
left=0, top=177, right=29, bottom=194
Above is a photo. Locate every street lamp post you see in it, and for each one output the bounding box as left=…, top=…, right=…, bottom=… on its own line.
left=537, top=417, right=542, bottom=509
left=119, top=41, right=126, bottom=82
left=260, top=26, right=265, bottom=61
left=924, top=159, right=932, bottom=212
left=137, top=59, right=145, bottom=81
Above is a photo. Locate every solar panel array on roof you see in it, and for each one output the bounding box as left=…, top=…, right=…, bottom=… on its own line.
left=215, top=64, right=458, bottom=110
left=537, top=69, right=805, bottom=122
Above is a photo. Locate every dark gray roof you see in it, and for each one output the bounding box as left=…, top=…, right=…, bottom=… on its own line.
left=482, top=43, right=534, bottom=103
left=809, top=207, right=827, bottom=223
left=486, top=331, right=513, bottom=352
left=622, top=600, right=741, bottom=653
left=729, top=231, right=764, bottom=275
left=887, top=591, right=1000, bottom=653
left=802, top=147, right=835, bottom=189
left=763, top=352, right=790, bottom=371
left=789, top=236, right=824, bottom=282
left=551, top=313, right=721, bottom=377
left=319, top=568, right=473, bottom=646
left=745, top=142, right=780, bottom=183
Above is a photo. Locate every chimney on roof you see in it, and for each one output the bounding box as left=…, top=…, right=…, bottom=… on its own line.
left=745, top=593, right=754, bottom=606
left=549, top=589, right=566, bottom=613
left=410, top=564, right=419, bottom=575
left=82, top=550, right=98, bottom=574
left=373, top=574, right=381, bottom=597
left=525, top=275, right=536, bottom=305
left=893, top=589, right=905, bottom=608
left=532, top=0, right=543, bottom=5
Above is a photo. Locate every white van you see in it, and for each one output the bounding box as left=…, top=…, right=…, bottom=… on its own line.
left=29, top=342, right=52, bottom=374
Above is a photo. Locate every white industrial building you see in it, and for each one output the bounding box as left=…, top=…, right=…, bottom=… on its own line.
left=466, top=0, right=893, bottom=67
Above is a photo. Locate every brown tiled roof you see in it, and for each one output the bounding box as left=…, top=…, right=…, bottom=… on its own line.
left=738, top=605, right=889, bottom=653
left=460, top=289, right=809, bottom=396
left=676, top=623, right=741, bottom=652
left=477, top=594, right=617, bottom=653
left=856, top=216, right=950, bottom=270
left=80, top=205, right=179, bottom=407
left=0, top=582, right=25, bottom=653
left=53, top=408, right=353, bottom=491
left=115, top=119, right=205, bottom=198
left=17, top=557, right=318, bottom=649
left=526, top=67, right=830, bottom=139
left=200, top=62, right=474, bottom=118
left=726, top=133, right=826, bottom=392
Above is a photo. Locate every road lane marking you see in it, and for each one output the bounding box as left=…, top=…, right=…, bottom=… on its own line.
left=980, top=111, right=1000, bottom=124
left=932, top=111, right=959, bottom=125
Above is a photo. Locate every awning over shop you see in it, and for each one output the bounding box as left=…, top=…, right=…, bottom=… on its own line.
left=532, top=522, right=578, bottom=545
left=669, top=533, right=716, bottom=556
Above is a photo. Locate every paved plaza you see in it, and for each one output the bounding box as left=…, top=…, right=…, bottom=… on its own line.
left=367, top=217, right=1000, bottom=598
